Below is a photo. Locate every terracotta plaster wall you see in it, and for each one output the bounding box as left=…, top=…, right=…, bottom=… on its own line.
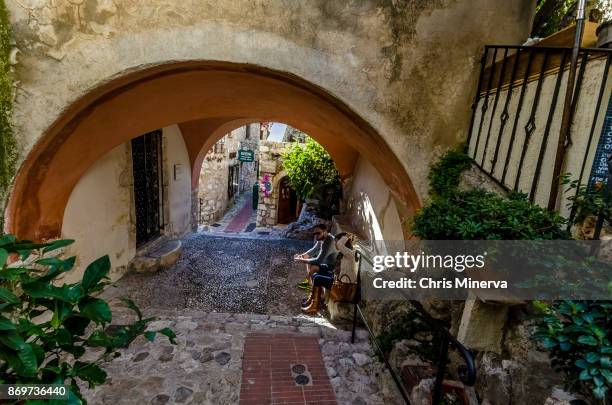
left=4, top=0, right=534, bottom=239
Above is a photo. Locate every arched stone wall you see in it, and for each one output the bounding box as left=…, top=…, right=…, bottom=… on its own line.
left=5, top=62, right=418, bottom=240
left=4, top=0, right=534, bottom=240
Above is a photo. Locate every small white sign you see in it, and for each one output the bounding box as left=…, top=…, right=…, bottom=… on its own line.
left=173, top=164, right=183, bottom=181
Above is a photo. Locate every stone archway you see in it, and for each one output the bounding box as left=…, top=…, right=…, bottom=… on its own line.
left=5, top=62, right=420, bottom=241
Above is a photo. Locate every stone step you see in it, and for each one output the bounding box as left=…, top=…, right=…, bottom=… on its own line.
left=130, top=239, right=182, bottom=274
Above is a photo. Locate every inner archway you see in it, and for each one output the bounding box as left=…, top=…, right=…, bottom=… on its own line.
left=5, top=61, right=420, bottom=241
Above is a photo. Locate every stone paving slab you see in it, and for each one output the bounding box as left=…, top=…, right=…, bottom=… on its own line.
left=82, top=308, right=404, bottom=405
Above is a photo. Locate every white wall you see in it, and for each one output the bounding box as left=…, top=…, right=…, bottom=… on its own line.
left=469, top=57, right=611, bottom=214
left=61, top=143, right=134, bottom=283
left=164, top=125, right=192, bottom=237
left=61, top=125, right=193, bottom=283
left=346, top=156, right=404, bottom=249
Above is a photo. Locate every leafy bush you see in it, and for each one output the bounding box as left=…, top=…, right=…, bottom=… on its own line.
left=563, top=174, right=611, bottom=225
left=0, top=235, right=175, bottom=403
left=281, top=138, right=340, bottom=201
left=533, top=300, right=612, bottom=402
left=414, top=148, right=567, bottom=240
left=412, top=188, right=568, bottom=240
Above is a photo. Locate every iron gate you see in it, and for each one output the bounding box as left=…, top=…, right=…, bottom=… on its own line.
left=131, top=130, right=164, bottom=246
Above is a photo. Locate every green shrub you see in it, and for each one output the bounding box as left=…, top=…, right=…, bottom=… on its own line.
left=0, top=235, right=175, bottom=403
left=281, top=138, right=340, bottom=200
left=428, top=146, right=472, bottom=197
left=412, top=188, right=568, bottom=240
left=533, top=300, right=612, bottom=402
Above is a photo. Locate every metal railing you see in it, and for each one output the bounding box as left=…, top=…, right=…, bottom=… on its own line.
left=467, top=45, right=612, bottom=208
left=350, top=250, right=476, bottom=405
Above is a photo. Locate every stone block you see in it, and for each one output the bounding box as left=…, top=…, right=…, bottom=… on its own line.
left=457, top=299, right=508, bottom=353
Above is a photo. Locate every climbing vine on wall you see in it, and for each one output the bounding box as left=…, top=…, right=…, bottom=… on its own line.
left=0, top=0, right=15, bottom=232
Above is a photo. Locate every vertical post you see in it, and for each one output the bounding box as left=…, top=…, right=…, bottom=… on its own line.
left=431, top=336, right=450, bottom=405
left=351, top=250, right=361, bottom=344
left=547, top=0, right=587, bottom=210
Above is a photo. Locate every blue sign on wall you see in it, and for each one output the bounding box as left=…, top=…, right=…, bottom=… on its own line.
left=588, top=94, right=612, bottom=189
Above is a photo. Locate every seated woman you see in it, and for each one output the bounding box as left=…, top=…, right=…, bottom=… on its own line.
left=302, top=232, right=357, bottom=315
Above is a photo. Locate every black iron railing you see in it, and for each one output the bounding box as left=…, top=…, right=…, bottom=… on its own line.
left=350, top=250, right=476, bottom=405
left=467, top=45, right=612, bottom=208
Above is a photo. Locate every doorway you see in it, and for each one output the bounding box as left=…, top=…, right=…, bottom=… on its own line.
left=131, top=130, right=164, bottom=246
left=277, top=176, right=299, bottom=224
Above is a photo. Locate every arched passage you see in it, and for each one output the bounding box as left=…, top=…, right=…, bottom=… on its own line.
left=6, top=61, right=420, bottom=241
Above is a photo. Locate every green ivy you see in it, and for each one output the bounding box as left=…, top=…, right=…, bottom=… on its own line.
left=427, top=146, right=472, bottom=198
left=533, top=300, right=612, bottom=402
left=0, top=235, right=175, bottom=403
left=0, top=0, right=16, bottom=231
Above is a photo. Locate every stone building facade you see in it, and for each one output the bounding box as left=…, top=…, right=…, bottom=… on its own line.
left=197, top=124, right=260, bottom=224
left=256, top=140, right=290, bottom=228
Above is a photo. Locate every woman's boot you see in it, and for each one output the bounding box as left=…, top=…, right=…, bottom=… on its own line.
left=301, top=292, right=313, bottom=308
left=302, top=286, right=321, bottom=315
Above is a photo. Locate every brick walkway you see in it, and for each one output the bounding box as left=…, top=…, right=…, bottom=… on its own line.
left=240, top=333, right=337, bottom=404
left=224, top=195, right=255, bottom=233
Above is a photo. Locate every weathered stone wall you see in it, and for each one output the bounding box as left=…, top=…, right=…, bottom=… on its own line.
left=198, top=125, right=259, bottom=224
left=4, top=0, right=534, bottom=225
left=256, top=140, right=288, bottom=228
left=238, top=123, right=260, bottom=193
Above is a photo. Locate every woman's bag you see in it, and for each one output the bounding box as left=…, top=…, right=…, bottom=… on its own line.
left=329, top=273, right=358, bottom=302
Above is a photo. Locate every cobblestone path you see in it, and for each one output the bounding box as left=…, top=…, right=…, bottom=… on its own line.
left=89, top=233, right=403, bottom=404
left=82, top=308, right=403, bottom=404
left=103, top=233, right=312, bottom=315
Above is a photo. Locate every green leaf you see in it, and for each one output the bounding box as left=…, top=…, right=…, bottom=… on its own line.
left=0, top=267, right=29, bottom=281
left=601, top=368, right=612, bottom=383
left=144, top=331, right=156, bottom=342
left=593, top=385, right=607, bottom=399
left=0, top=234, right=16, bottom=247
left=0, top=248, right=7, bottom=268
left=42, top=239, right=74, bottom=254
left=158, top=327, right=176, bottom=344
left=575, top=359, right=589, bottom=369
left=74, top=362, right=107, bottom=387
left=87, top=330, right=112, bottom=347
left=17, top=343, right=38, bottom=375
left=541, top=337, right=557, bottom=349
left=120, top=298, right=142, bottom=320
left=0, top=287, right=19, bottom=304
left=577, top=335, right=599, bottom=346
left=586, top=352, right=599, bottom=363
left=579, top=369, right=591, bottom=380
left=55, top=328, right=73, bottom=346
left=0, top=331, right=26, bottom=350
left=79, top=298, right=111, bottom=324
left=0, top=315, right=15, bottom=331
left=82, top=255, right=110, bottom=292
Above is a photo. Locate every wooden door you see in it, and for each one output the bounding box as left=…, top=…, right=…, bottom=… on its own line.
left=277, top=177, right=298, bottom=224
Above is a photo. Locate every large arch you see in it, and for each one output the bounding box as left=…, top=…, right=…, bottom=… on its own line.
left=5, top=61, right=420, bottom=241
